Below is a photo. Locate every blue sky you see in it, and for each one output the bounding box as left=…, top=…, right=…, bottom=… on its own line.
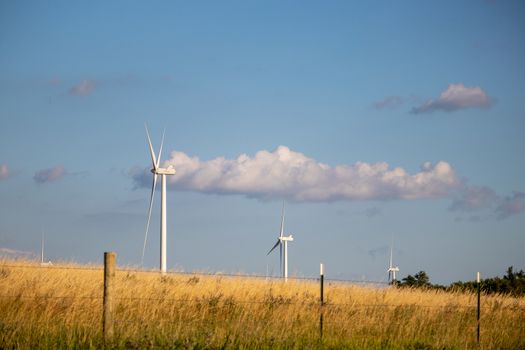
left=1, top=1, right=524, bottom=284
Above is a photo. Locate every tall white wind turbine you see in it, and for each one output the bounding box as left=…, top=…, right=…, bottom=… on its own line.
left=141, top=125, right=176, bottom=274
left=387, top=240, right=400, bottom=284
left=267, top=202, right=294, bottom=281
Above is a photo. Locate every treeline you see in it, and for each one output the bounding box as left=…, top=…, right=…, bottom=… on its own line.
left=396, top=266, right=525, bottom=296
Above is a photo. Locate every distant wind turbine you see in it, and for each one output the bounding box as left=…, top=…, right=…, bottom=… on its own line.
left=267, top=202, right=294, bottom=281
left=141, top=125, right=176, bottom=274
left=40, top=231, right=52, bottom=266
left=387, top=239, right=399, bottom=284
left=41, top=231, right=44, bottom=264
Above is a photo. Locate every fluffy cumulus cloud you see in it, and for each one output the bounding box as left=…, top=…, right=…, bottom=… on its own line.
left=411, top=83, right=493, bottom=114
left=33, top=165, right=67, bottom=184
left=132, top=146, right=460, bottom=202
left=69, top=80, right=95, bottom=96
left=450, top=187, right=525, bottom=220
left=0, top=164, right=8, bottom=180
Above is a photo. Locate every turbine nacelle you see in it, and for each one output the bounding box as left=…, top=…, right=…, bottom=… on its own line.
left=280, top=235, right=294, bottom=242
left=152, top=167, right=176, bottom=175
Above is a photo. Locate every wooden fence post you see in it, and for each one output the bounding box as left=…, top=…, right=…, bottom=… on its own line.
left=477, top=271, right=480, bottom=344
left=103, top=252, right=116, bottom=340
left=320, top=263, right=324, bottom=338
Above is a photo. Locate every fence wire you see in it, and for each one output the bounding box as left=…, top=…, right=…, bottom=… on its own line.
left=0, top=263, right=388, bottom=285
left=1, top=262, right=524, bottom=326
left=1, top=293, right=523, bottom=311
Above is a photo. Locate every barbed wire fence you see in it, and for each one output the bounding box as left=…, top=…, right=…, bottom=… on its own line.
left=1, top=254, right=523, bottom=345
left=0, top=262, right=388, bottom=285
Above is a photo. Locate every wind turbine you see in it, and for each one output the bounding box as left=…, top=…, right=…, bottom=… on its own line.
left=387, top=240, right=399, bottom=285
left=141, top=125, right=176, bottom=274
left=41, top=231, right=44, bottom=264
left=40, top=231, right=52, bottom=266
left=267, top=202, right=294, bottom=281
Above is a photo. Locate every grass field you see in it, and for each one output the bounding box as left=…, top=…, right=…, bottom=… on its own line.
left=1, top=259, right=524, bottom=349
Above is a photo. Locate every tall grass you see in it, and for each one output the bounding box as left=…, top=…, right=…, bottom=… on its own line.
left=1, top=259, right=524, bottom=349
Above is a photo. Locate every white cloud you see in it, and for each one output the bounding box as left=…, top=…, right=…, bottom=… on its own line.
left=0, top=164, right=8, bottom=180
left=411, top=83, right=493, bottom=114
left=34, top=165, right=66, bottom=184
left=449, top=186, right=499, bottom=212
left=450, top=186, right=525, bottom=220
left=69, top=80, right=95, bottom=96
left=132, top=146, right=461, bottom=202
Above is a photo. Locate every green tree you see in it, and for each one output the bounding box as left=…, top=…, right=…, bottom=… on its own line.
left=400, top=271, right=431, bottom=288
left=398, top=267, right=525, bottom=295
left=448, top=266, right=525, bottom=296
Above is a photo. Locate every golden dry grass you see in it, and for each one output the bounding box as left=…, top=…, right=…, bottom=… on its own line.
left=0, top=259, right=524, bottom=349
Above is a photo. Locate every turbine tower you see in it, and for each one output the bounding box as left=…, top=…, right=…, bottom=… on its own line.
left=41, top=231, right=44, bottom=265
left=142, top=125, right=176, bottom=274
left=40, top=231, right=52, bottom=266
left=387, top=241, right=400, bottom=284
left=267, top=202, right=294, bottom=281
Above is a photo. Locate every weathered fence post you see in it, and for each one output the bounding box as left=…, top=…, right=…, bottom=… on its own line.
left=320, top=263, right=324, bottom=338
left=477, top=271, right=480, bottom=344
left=103, top=252, right=116, bottom=340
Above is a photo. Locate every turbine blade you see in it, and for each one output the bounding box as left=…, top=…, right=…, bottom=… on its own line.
left=145, top=124, right=157, bottom=170
left=156, top=128, right=165, bottom=169
left=390, top=235, right=395, bottom=268
left=141, top=174, right=158, bottom=266
left=267, top=239, right=280, bottom=255
left=279, top=242, right=282, bottom=274
left=279, top=201, right=285, bottom=237
left=389, top=245, right=393, bottom=269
